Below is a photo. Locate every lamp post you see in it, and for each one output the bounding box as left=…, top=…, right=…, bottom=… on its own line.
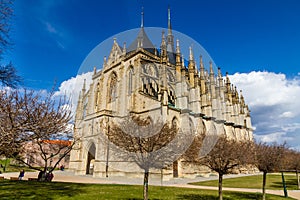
left=106, top=118, right=110, bottom=178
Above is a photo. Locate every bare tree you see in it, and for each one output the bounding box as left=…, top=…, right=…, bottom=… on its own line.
left=0, top=0, right=13, bottom=56
left=22, top=139, right=74, bottom=181
left=0, top=89, right=35, bottom=157
left=108, top=116, right=180, bottom=200
left=0, top=0, right=21, bottom=88
left=17, top=91, right=75, bottom=176
left=0, top=88, right=76, bottom=180
left=194, top=136, right=253, bottom=200
left=181, top=133, right=205, bottom=162
left=254, top=142, right=287, bottom=200
left=284, top=149, right=300, bottom=189
left=0, top=62, right=21, bottom=88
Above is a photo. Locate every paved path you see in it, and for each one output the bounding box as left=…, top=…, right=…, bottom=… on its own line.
left=3, top=171, right=300, bottom=199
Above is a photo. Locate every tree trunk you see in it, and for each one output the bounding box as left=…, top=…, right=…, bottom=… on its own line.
left=143, top=171, right=149, bottom=200
left=218, top=173, right=223, bottom=200
left=297, top=170, right=300, bottom=190
left=262, top=171, right=267, bottom=200
left=281, top=172, right=288, bottom=197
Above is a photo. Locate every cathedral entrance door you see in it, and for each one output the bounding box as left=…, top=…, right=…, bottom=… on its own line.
left=86, top=143, right=96, bottom=175
left=173, top=160, right=178, bottom=178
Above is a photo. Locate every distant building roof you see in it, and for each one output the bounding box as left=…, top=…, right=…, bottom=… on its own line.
left=42, top=140, right=72, bottom=146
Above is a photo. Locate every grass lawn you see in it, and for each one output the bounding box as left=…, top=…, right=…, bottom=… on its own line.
left=0, top=180, right=296, bottom=200
left=0, top=159, right=35, bottom=173
left=191, top=174, right=299, bottom=190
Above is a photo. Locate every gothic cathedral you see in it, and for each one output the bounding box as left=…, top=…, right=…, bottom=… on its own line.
left=69, top=8, right=253, bottom=178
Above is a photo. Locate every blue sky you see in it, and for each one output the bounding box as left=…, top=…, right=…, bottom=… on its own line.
left=2, top=0, right=300, bottom=148
left=3, top=0, right=300, bottom=89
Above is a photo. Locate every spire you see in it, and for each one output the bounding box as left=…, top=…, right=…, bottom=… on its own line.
left=200, top=55, right=204, bottom=68
left=218, top=67, right=223, bottom=87
left=226, top=72, right=231, bottom=85
left=175, top=39, right=182, bottom=80
left=233, top=86, right=239, bottom=104
left=103, top=56, right=107, bottom=68
left=78, top=91, right=82, bottom=101
left=93, top=66, right=97, bottom=75
left=188, top=46, right=195, bottom=87
left=176, top=39, right=180, bottom=54
left=199, top=55, right=204, bottom=78
left=217, top=67, right=222, bottom=78
left=123, top=42, right=126, bottom=55
left=199, top=55, right=206, bottom=94
left=189, top=46, right=194, bottom=61
left=160, top=31, right=167, bottom=62
left=188, top=48, right=195, bottom=71
left=240, top=90, right=245, bottom=106
left=161, top=31, right=166, bottom=48
left=127, top=9, right=155, bottom=53
left=141, top=7, right=144, bottom=28
left=166, top=6, right=174, bottom=53
left=175, top=39, right=181, bottom=65
left=225, top=72, right=232, bottom=102
left=82, top=79, right=86, bottom=91
left=209, top=61, right=214, bottom=75
left=181, top=54, right=186, bottom=76
left=168, top=6, right=172, bottom=35
left=240, top=90, right=245, bottom=114
left=75, top=90, right=83, bottom=120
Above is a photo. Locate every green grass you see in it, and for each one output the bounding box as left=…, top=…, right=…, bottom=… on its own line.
left=0, top=159, right=35, bottom=173
left=191, top=174, right=299, bottom=190
left=0, top=180, right=295, bottom=200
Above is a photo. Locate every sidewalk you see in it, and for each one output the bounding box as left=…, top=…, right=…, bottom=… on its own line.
left=3, top=171, right=300, bottom=199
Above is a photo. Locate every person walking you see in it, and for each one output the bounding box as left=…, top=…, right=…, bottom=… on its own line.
left=18, top=169, right=25, bottom=180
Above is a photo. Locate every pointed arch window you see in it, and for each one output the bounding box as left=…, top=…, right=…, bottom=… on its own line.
left=108, top=72, right=117, bottom=103
left=83, top=98, right=88, bottom=118
left=94, top=82, right=100, bottom=111
left=172, top=117, right=178, bottom=129
left=128, top=67, right=134, bottom=95
left=168, top=88, right=175, bottom=107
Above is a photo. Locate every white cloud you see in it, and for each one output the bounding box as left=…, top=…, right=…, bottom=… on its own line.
left=255, top=132, right=293, bottom=143
left=228, top=71, right=300, bottom=147
left=41, top=20, right=66, bottom=49
left=279, top=111, right=295, bottom=118
left=281, top=123, right=300, bottom=132
left=56, top=41, right=65, bottom=49
left=45, top=22, right=57, bottom=34
left=54, top=72, right=93, bottom=115
left=229, top=71, right=300, bottom=107
left=54, top=70, right=300, bottom=148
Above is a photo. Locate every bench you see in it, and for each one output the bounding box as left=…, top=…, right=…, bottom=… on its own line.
left=10, top=177, right=19, bottom=180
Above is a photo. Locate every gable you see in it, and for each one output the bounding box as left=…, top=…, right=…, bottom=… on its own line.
left=107, top=39, right=123, bottom=66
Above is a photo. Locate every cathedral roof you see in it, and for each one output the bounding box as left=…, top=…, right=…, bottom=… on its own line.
left=127, top=27, right=155, bottom=53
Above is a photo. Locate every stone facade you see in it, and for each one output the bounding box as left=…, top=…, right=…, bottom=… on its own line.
left=69, top=9, right=253, bottom=178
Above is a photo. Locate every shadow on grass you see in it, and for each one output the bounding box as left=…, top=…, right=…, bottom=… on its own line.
left=271, top=179, right=298, bottom=190
left=177, top=192, right=262, bottom=200
left=0, top=180, right=87, bottom=200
